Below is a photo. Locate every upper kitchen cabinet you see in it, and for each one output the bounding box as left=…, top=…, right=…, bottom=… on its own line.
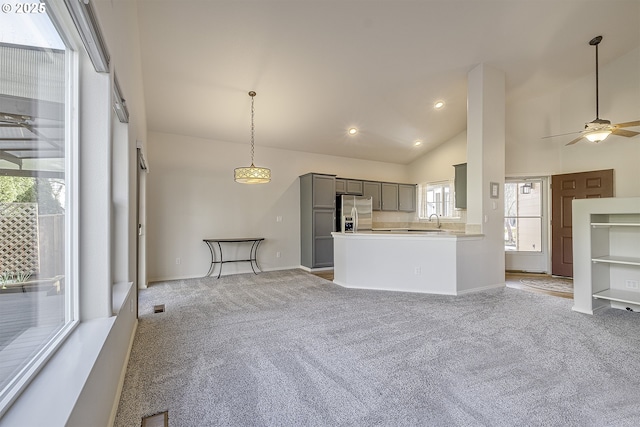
left=346, top=180, right=363, bottom=195
left=311, top=174, right=336, bottom=208
left=381, top=183, right=399, bottom=211
left=454, top=163, right=467, bottom=209
left=379, top=182, right=416, bottom=212
left=363, top=181, right=382, bottom=211
left=398, top=184, right=416, bottom=212
left=336, top=178, right=363, bottom=195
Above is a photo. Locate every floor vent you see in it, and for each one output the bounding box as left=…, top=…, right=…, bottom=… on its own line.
left=153, top=304, right=165, bottom=314
left=141, top=411, right=168, bottom=427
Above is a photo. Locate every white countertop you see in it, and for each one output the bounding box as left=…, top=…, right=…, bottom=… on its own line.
left=332, top=230, right=484, bottom=239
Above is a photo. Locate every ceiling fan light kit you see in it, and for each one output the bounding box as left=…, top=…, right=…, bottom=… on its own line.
left=585, top=130, right=611, bottom=143
left=544, top=36, right=640, bottom=146
left=234, top=91, right=271, bottom=184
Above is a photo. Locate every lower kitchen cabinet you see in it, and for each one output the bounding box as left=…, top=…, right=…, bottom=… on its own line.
left=312, top=210, right=334, bottom=267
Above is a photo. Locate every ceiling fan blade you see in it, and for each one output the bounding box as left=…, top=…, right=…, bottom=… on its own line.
left=541, top=130, right=583, bottom=139
left=566, top=135, right=586, bottom=146
left=613, top=120, right=640, bottom=128
left=611, top=128, right=640, bottom=137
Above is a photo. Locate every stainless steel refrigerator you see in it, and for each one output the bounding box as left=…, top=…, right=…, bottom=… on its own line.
left=338, top=195, right=373, bottom=232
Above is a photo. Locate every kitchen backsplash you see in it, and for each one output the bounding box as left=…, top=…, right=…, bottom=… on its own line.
left=372, top=210, right=467, bottom=231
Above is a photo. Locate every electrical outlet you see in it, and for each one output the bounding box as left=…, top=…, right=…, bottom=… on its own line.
left=625, top=280, right=639, bottom=290
left=414, top=267, right=421, bottom=275
left=175, top=257, right=181, bottom=265
left=276, top=215, right=283, bottom=222
left=276, top=251, right=281, bottom=258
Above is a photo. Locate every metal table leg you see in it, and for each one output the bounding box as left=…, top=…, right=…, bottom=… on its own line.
left=205, top=241, right=217, bottom=277
left=216, top=241, right=224, bottom=279
left=250, top=239, right=263, bottom=274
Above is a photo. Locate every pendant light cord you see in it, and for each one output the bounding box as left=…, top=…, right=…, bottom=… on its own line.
left=250, top=91, right=256, bottom=166
left=594, top=41, right=599, bottom=120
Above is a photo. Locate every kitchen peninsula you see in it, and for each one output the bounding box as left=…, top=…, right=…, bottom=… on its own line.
left=332, top=230, right=500, bottom=295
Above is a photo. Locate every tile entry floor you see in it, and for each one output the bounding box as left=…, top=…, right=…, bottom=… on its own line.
left=312, top=271, right=573, bottom=299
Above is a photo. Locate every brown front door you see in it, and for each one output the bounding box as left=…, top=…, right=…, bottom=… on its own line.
left=551, top=169, right=613, bottom=277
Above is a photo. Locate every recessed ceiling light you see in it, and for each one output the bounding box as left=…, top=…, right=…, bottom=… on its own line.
left=434, top=101, right=445, bottom=110
left=348, top=127, right=358, bottom=135
left=414, top=141, right=422, bottom=146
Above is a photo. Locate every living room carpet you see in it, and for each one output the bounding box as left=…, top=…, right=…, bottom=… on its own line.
left=114, top=269, right=640, bottom=427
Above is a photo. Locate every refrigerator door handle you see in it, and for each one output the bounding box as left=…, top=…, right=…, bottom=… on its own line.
left=351, top=206, right=358, bottom=232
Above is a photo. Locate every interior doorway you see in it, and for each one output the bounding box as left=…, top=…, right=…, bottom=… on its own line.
left=504, top=177, right=548, bottom=273
left=550, top=169, right=613, bottom=277
left=136, top=146, right=148, bottom=297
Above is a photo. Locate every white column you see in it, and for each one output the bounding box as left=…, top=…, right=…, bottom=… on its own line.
left=466, top=63, right=506, bottom=283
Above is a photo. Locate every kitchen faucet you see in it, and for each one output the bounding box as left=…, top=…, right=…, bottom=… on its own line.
left=429, top=213, right=441, bottom=228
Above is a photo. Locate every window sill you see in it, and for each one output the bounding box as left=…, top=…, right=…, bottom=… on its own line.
left=0, top=317, right=116, bottom=426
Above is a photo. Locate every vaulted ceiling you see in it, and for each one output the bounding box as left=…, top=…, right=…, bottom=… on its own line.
left=135, top=0, right=640, bottom=164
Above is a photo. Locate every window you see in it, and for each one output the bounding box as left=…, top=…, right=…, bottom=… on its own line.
left=0, top=4, right=76, bottom=413
left=504, top=180, right=543, bottom=252
left=417, top=180, right=460, bottom=219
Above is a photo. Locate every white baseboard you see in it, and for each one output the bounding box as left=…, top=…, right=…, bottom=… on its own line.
left=456, top=282, right=505, bottom=295
left=298, top=266, right=333, bottom=273
left=148, top=266, right=304, bottom=283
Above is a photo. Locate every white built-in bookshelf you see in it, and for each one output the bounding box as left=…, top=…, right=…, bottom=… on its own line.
left=572, top=198, right=640, bottom=314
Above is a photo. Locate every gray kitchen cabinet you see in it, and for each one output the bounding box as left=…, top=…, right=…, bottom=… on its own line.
left=312, top=210, right=335, bottom=266
left=346, top=180, right=363, bottom=195
left=336, top=178, right=363, bottom=195
left=398, top=184, right=416, bottom=212
left=381, top=183, right=399, bottom=211
left=363, top=181, right=382, bottom=211
left=312, top=174, right=336, bottom=208
left=300, top=173, right=336, bottom=268
left=454, top=163, right=467, bottom=209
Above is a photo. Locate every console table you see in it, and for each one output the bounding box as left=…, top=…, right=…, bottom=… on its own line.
left=203, top=238, right=265, bottom=279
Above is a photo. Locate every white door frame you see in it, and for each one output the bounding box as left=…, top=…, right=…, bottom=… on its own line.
left=136, top=145, right=148, bottom=289
left=504, top=176, right=550, bottom=273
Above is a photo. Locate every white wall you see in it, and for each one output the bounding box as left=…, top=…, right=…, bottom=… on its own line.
left=71, top=0, right=147, bottom=423
left=93, top=0, right=149, bottom=286
left=407, top=130, right=467, bottom=184
left=406, top=47, right=640, bottom=203
left=146, top=131, right=409, bottom=281
left=506, top=47, right=640, bottom=197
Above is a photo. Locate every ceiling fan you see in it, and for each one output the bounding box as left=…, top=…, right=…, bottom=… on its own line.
left=545, top=36, right=640, bottom=146
left=0, top=112, right=32, bottom=127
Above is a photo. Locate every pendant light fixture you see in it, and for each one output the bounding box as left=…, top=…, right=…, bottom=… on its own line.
left=234, top=91, right=271, bottom=184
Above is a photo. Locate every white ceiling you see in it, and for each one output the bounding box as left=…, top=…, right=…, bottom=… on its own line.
left=135, top=0, right=640, bottom=164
